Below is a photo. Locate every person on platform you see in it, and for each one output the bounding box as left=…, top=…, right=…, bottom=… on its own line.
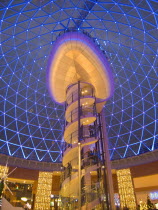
left=87, top=148, right=93, bottom=165
left=92, top=148, right=98, bottom=164
left=89, top=125, right=94, bottom=137
left=67, top=162, right=72, bottom=178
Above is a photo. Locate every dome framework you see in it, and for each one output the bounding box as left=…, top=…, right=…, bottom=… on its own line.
left=0, top=0, right=157, bottom=163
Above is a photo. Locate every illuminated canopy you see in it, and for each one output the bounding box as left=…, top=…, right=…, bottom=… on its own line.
left=47, top=32, right=114, bottom=104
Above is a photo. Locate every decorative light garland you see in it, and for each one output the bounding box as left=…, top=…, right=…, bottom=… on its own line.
left=0, top=165, right=8, bottom=179
left=116, top=168, right=137, bottom=210
left=34, top=172, right=53, bottom=210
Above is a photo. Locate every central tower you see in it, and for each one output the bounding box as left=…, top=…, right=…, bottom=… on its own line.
left=47, top=31, right=114, bottom=210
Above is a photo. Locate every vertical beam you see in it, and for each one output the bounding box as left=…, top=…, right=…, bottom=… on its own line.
left=78, top=81, right=81, bottom=141
left=98, top=114, right=109, bottom=210
left=101, top=110, right=115, bottom=210
left=116, top=168, right=137, bottom=210
left=34, top=171, right=52, bottom=210
left=32, top=180, right=38, bottom=210
left=78, top=81, right=81, bottom=210
left=78, top=142, right=81, bottom=210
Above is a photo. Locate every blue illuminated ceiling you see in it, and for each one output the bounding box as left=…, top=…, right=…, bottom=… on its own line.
left=0, top=0, right=157, bottom=163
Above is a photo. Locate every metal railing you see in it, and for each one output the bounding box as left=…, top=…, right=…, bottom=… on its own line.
left=66, top=87, right=94, bottom=106
left=61, top=153, right=102, bottom=183
left=60, top=156, right=79, bottom=185
left=81, top=182, right=102, bottom=206
left=59, top=196, right=78, bottom=210
left=56, top=29, right=110, bottom=61
left=66, top=105, right=96, bottom=124
left=81, top=153, right=101, bottom=169
left=63, top=130, right=78, bottom=146
left=63, top=124, right=99, bottom=149
left=60, top=182, right=103, bottom=209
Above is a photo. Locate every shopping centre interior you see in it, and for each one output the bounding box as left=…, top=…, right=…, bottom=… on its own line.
left=0, top=0, right=157, bottom=209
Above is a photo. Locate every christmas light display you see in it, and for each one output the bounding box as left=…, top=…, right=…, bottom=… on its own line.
left=34, top=171, right=52, bottom=210
left=117, top=168, right=137, bottom=210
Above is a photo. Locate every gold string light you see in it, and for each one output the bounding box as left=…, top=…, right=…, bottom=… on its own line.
left=34, top=172, right=53, bottom=210
left=116, top=168, right=137, bottom=210
left=0, top=165, right=8, bottom=178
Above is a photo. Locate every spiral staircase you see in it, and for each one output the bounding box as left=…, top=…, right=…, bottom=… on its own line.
left=60, top=82, right=110, bottom=210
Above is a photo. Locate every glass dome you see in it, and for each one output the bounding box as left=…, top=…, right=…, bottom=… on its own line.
left=0, top=0, right=157, bottom=162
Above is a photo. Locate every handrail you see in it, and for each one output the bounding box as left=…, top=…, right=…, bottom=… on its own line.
left=63, top=125, right=99, bottom=149
left=60, top=180, right=103, bottom=208
left=66, top=87, right=94, bottom=106
left=59, top=196, right=78, bottom=209
left=65, top=104, right=96, bottom=124
left=81, top=182, right=104, bottom=206
left=57, top=29, right=109, bottom=60
left=63, top=130, right=78, bottom=147
left=60, top=154, right=102, bottom=182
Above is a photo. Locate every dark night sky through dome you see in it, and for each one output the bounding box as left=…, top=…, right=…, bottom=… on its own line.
left=0, top=0, right=157, bottom=163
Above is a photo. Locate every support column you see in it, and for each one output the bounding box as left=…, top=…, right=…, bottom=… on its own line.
left=31, top=181, right=38, bottom=210
left=101, top=110, right=115, bottom=210
left=78, top=142, right=81, bottom=210
left=78, top=81, right=81, bottom=210
left=34, top=171, right=53, bottom=210
left=116, top=168, right=137, bottom=210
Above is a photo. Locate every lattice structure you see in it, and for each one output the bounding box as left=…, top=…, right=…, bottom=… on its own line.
left=117, top=168, right=137, bottom=210
left=34, top=171, right=52, bottom=210
left=0, top=0, right=157, bottom=162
